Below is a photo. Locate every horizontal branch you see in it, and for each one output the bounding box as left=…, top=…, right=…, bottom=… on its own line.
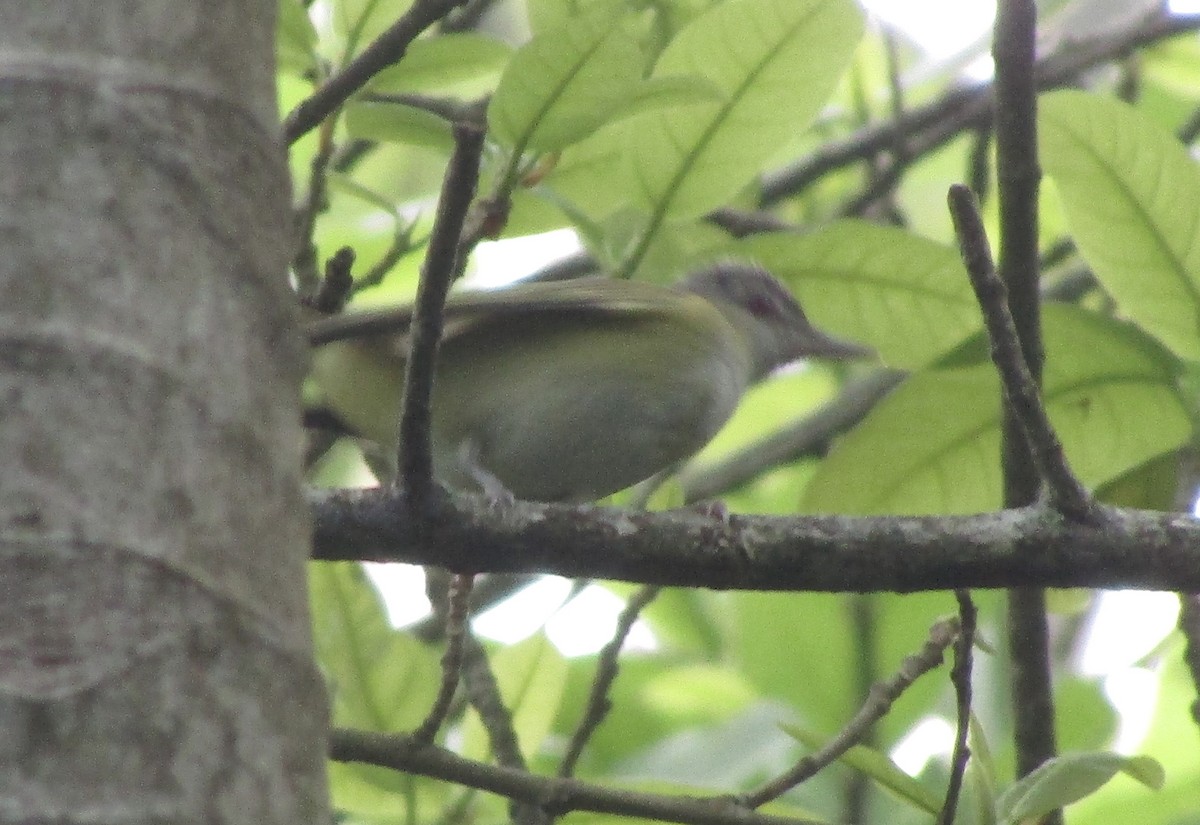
left=309, top=486, right=1200, bottom=592
left=331, top=728, right=820, bottom=825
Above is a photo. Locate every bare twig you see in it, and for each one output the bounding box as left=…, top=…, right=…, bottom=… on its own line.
left=992, top=7, right=1065, bottom=821
left=331, top=727, right=825, bottom=825
left=461, top=635, right=526, bottom=771
left=284, top=0, right=468, bottom=143
left=1179, top=594, right=1200, bottom=727
left=760, top=14, right=1200, bottom=205
left=413, top=573, right=475, bottom=743
left=291, top=118, right=337, bottom=293
left=309, top=246, right=356, bottom=314
left=844, top=594, right=880, bottom=823
left=559, top=585, right=661, bottom=778
left=360, top=91, right=489, bottom=126
left=396, top=122, right=485, bottom=507
left=737, top=618, right=960, bottom=808
left=351, top=223, right=420, bottom=294
left=411, top=574, right=537, bottom=642
left=937, top=590, right=977, bottom=825
left=946, top=185, right=1098, bottom=524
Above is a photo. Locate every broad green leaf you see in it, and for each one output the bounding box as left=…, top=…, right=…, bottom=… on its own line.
left=623, top=0, right=863, bottom=221
left=1070, top=653, right=1200, bottom=825
left=742, top=222, right=982, bottom=368
left=489, top=9, right=645, bottom=153
left=1095, top=449, right=1180, bottom=510
left=968, top=715, right=1000, bottom=825
left=462, top=633, right=568, bottom=760
left=344, top=100, right=453, bottom=149
left=1056, top=677, right=1119, bottom=754
left=277, top=0, right=318, bottom=76
left=637, top=588, right=726, bottom=658
left=327, top=762, right=437, bottom=820
left=780, top=724, right=943, bottom=813
left=997, top=752, right=1164, bottom=824
left=367, top=33, right=512, bottom=93
left=804, top=305, right=1188, bottom=515
left=640, top=664, right=757, bottom=721
left=533, top=124, right=633, bottom=224
left=1040, top=90, right=1200, bottom=360
left=608, top=74, right=724, bottom=120
left=527, top=0, right=628, bottom=35
left=554, top=655, right=683, bottom=772
left=308, top=562, right=439, bottom=732
left=729, top=592, right=836, bottom=728
left=335, top=0, right=414, bottom=59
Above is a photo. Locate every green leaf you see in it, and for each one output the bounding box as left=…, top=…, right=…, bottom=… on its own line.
left=780, top=724, right=943, bottom=813
left=367, top=33, right=512, bottom=93
left=623, top=0, right=863, bottom=220
left=1095, top=449, right=1182, bottom=510
left=308, top=562, right=439, bottom=732
left=526, top=0, right=628, bottom=35
left=968, top=715, right=1000, bottom=825
left=335, top=0, right=413, bottom=59
left=1040, top=90, right=1200, bottom=360
left=277, top=0, right=318, bottom=76
left=741, top=222, right=982, bottom=368
left=462, top=633, right=568, bottom=760
left=327, top=173, right=401, bottom=216
left=804, top=305, right=1188, bottom=515
left=609, top=74, right=725, bottom=120
left=344, top=100, right=454, bottom=149
left=997, top=752, right=1164, bottom=824
left=489, top=8, right=646, bottom=153
left=1056, top=677, right=1119, bottom=754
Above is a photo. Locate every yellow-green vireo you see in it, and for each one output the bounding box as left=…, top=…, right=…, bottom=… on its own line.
left=307, top=263, right=871, bottom=502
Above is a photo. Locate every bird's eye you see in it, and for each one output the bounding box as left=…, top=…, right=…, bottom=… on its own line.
left=745, top=292, right=780, bottom=319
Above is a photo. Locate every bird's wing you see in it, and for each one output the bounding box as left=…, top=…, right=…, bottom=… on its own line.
left=306, top=278, right=694, bottom=348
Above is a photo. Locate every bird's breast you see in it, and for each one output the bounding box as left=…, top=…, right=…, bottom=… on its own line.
left=432, top=313, right=749, bottom=502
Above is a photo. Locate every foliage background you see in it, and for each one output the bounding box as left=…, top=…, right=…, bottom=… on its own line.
left=290, top=1, right=1200, bottom=823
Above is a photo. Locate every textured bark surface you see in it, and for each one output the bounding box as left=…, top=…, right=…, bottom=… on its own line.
left=0, top=2, right=327, bottom=822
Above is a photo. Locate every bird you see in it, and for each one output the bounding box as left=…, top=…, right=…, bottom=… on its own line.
left=306, top=263, right=871, bottom=503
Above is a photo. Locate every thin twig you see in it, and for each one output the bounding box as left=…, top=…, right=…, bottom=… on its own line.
left=413, top=573, right=475, bottom=743
left=360, top=91, right=489, bottom=125
left=1179, top=594, right=1200, bottom=727
left=760, top=14, right=1200, bottom=205
left=310, top=246, right=356, bottom=314
left=844, top=594, right=880, bottom=823
left=284, top=0, right=468, bottom=143
left=459, top=636, right=547, bottom=824
left=946, top=184, right=1098, bottom=524
left=351, top=223, right=420, bottom=294
left=291, top=118, right=337, bottom=293
left=331, top=727, right=825, bottom=825
left=559, top=585, right=661, bottom=778
left=737, top=618, right=960, bottom=809
left=396, top=122, right=485, bottom=507
left=937, top=590, right=977, bottom=825
left=992, top=6, right=1065, bottom=821
left=411, top=574, right=536, bottom=643
left=461, top=636, right=526, bottom=771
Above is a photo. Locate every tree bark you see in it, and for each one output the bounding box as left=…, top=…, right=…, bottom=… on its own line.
left=0, top=2, right=327, bottom=822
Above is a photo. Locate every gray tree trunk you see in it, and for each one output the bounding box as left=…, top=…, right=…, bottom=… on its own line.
left=0, top=2, right=328, bottom=822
